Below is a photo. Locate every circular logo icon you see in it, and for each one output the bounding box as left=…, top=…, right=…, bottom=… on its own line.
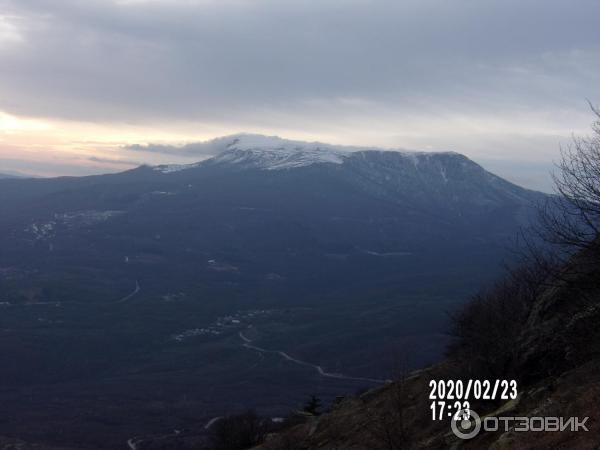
left=451, top=408, right=481, bottom=440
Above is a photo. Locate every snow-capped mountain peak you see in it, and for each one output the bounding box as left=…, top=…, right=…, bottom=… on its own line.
left=211, top=134, right=346, bottom=170
left=153, top=134, right=349, bottom=173
left=151, top=133, right=461, bottom=173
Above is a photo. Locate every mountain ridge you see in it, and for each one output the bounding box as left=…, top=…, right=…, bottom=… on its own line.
left=150, top=133, right=461, bottom=174
left=0, top=171, right=30, bottom=179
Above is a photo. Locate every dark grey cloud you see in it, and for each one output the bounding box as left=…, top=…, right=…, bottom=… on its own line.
left=125, top=142, right=220, bottom=157
left=1, top=0, right=599, bottom=126
left=88, top=156, right=142, bottom=166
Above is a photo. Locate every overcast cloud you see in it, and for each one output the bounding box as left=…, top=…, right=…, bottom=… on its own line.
left=0, top=0, right=599, bottom=189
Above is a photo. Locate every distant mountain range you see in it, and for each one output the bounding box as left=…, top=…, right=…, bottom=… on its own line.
left=0, top=171, right=27, bottom=179
left=0, top=134, right=549, bottom=448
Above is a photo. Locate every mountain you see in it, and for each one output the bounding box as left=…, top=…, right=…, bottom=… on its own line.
left=0, top=134, right=547, bottom=449
left=0, top=171, right=27, bottom=179
left=0, top=134, right=543, bottom=312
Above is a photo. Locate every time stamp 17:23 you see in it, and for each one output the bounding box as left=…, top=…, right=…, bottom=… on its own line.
left=429, top=379, right=518, bottom=420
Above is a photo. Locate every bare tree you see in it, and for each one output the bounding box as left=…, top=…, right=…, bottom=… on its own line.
left=448, top=260, right=549, bottom=379
left=538, top=104, right=600, bottom=259
left=363, top=353, right=413, bottom=450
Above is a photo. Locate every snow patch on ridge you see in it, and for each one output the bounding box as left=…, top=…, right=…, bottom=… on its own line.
left=209, top=134, right=346, bottom=170
left=151, top=133, right=460, bottom=173
left=154, top=162, right=202, bottom=174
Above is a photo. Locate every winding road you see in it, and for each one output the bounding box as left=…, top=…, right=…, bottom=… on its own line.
left=126, top=437, right=140, bottom=450
left=239, top=330, right=388, bottom=384
left=125, top=313, right=386, bottom=449
left=204, top=416, right=223, bottom=430
left=115, top=280, right=141, bottom=304
left=4, top=280, right=140, bottom=307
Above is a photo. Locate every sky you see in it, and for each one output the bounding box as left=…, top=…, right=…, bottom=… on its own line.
left=1, top=0, right=599, bottom=191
